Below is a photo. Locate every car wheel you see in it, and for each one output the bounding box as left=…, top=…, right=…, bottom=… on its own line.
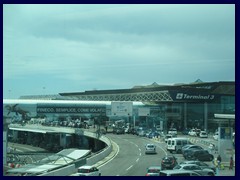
left=208, top=172, right=214, bottom=176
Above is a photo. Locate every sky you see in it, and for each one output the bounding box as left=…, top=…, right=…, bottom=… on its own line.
left=3, top=4, right=235, bottom=99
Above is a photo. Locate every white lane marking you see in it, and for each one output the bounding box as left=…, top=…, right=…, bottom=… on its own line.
left=139, top=148, right=141, bottom=151
left=136, top=158, right=139, bottom=162
left=139, top=152, right=141, bottom=156
left=126, top=165, right=133, bottom=171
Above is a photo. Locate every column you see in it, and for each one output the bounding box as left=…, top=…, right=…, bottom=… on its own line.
left=204, top=102, right=208, bottom=131
left=184, top=103, right=187, bottom=129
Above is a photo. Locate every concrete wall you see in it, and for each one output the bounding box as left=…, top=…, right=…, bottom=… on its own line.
left=38, top=132, right=112, bottom=176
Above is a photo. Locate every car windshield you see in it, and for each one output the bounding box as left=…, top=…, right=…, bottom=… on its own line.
left=148, top=169, right=160, bottom=173
left=147, top=145, right=154, bottom=148
left=78, top=169, right=90, bottom=173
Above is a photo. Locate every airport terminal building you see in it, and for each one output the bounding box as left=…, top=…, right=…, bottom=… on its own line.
left=19, top=80, right=235, bottom=133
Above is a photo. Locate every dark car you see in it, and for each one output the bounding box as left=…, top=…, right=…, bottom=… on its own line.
left=182, top=145, right=204, bottom=156
left=147, top=131, right=160, bottom=139
left=161, top=155, right=178, bottom=170
left=186, top=150, right=214, bottom=161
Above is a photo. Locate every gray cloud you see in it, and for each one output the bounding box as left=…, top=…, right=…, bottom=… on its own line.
left=3, top=4, right=235, bottom=98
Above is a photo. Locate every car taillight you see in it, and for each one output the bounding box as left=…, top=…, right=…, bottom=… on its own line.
left=146, top=174, right=150, bottom=176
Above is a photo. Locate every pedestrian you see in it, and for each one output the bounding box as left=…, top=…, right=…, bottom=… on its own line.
left=217, top=154, right=222, bottom=168
left=229, top=156, right=234, bottom=170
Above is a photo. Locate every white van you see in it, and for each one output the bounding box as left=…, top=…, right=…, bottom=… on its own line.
left=167, top=137, right=191, bottom=153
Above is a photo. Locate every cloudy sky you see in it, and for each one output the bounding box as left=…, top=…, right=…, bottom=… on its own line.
left=3, top=4, right=235, bottom=99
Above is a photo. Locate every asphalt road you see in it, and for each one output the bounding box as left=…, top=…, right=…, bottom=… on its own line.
left=98, top=134, right=185, bottom=176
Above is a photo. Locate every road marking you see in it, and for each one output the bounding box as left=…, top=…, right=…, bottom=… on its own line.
left=136, top=158, right=139, bottom=162
left=98, top=141, right=120, bottom=168
left=139, top=152, right=141, bottom=156
left=126, top=165, right=133, bottom=171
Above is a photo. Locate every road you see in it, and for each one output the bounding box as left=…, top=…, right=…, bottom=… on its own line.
left=98, top=134, right=185, bottom=176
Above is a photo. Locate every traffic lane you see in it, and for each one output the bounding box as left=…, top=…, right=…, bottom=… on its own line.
left=99, top=134, right=142, bottom=176
left=99, top=134, right=173, bottom=176
left=124, top=137, right=168, bottom=176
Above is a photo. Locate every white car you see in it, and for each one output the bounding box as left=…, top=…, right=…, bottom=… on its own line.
left=75, top=165, right=101, bottom=176
left=188, top=129, right=197, bottom=136
left=168, top=128, right=177, bottom=136
left=213, top=132, right=218, bottom=140
left=199, top=131, right=208, bottom=138
left=145, top=144, right=157, bottom=154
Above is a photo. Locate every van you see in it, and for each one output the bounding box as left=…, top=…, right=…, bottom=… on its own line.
left=159, top=170, right=201, bottom=176
left=167, top=137, right=191, bottom=153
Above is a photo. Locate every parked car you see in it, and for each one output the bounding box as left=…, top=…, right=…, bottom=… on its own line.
left=179, top=160, right=216, bottom=174
left=75, top=165, right=101, bottom=176
left=164, top=134, right=173, bottom=143
left=188, top=129, right=197, bottom=136
left=145, top=166, right=162, bottom=176
left=182, top=145, right=204, bottom=155
left=159, top=170, right=201, bottom=176
left=185, top=149, right=214, bottom=161
left=161, top=155, right=178, bottom=170
left=173, top=164, right=215, bottom=176
left=213, top=132, right=218, bottom=140
left=199, top=131, right=208, bottom=138
left=168, top=128, right=177, bottom=136
left=113, top=127, right=125, bottom=134
left=147, top=131, right=160, bottom=139
left=145, top=144, right=157, bottom=154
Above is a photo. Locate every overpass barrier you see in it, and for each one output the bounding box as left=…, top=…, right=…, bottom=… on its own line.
left=39, top=132, right=112, bottom=176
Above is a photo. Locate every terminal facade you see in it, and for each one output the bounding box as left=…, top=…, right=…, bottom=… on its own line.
left=18, top=80, right=235, bottom=133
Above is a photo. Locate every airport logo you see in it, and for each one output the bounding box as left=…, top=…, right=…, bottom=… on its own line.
left=176, top=93, right=184, bottom=99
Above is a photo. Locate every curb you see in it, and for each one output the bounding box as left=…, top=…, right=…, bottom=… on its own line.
left=94, top=140, right=119, bottom=168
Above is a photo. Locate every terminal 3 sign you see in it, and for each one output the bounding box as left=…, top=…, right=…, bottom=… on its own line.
left=37, top=106, right=106, bottom=114
left=169, top=91, right=218, bottom=102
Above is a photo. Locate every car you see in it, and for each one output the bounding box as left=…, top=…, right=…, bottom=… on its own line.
left=185, top=149, right=214, bottom=161
left=168, top=128, right=177, bottom=136
left=145, top=144, right=157, bottom=154
left=75, top=165, right=101, bottom=176
left=145, top=166, right=161, bottom=176
left=173, top=164, right=215, bottom=176
left=147, top=131, right=160, bottom=138
left=199, top=131, right=208, bottom=138
left=188, top=129, right=197, bottom=136
left=182, top=145, right=204, bottom=155
left=179, top=160, right=216, bottom=174
left=164, top=134, right=173, bottom=143
left=159, top=169, right=201, bottom=176
left=213, top=132, right=218, bottom=140
left=161, top=155, right=178, bottom=170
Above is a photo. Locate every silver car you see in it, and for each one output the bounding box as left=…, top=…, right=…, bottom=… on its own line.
left=173, top=164, right=215, bottom=176
left=145, top=144, right=156, bottom=154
